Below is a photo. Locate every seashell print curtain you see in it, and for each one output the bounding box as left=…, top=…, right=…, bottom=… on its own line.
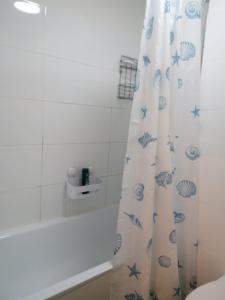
left=110, top=1, right=207, bottom=299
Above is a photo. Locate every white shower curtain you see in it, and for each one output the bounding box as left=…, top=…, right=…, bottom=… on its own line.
left=111, top=1, right=205, bottom=299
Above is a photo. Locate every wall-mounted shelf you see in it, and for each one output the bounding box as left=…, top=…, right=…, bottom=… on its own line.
left=66, top=169, right=102, bottom=200
left=118, top=55, right=138, bottom=100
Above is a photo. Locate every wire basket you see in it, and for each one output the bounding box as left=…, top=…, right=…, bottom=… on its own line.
left=118, top=55, right=138, bottom=100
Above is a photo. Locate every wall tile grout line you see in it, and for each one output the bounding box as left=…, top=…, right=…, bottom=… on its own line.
left=0, top=43, right=115, bottom=71
left=0, top=95, right=131, bottom=110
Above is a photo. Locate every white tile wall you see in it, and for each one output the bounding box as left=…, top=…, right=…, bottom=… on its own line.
left=203, top=2, right=225, bottom=62
left=0, top=188, right=41, bottom=231
left=43, top=103, right=111, bottom=144
left=111, top=108, right=131, bottom=142
left=199, top=156, right=225, bottom=211
left=198, top=202, right=225, bottom=259
left=43, top=0, right=144, bottom=68
left=201, top=60, right=225, bottom=110
left=40, top=181, right=108, bottom=220
left=106, top=175, right=123, bottom=206
left=0, top=0, right=44, bottom=51
left=0, top=46, right=43, bottom=100
left=65, top=177, right=107, bottom=216
left=44, top=56, right=113, bottom=106
left=0, top=146, right=42, bottom=191
left=109, top=143, right=127, bottom=175
left=0, top=0, right=145, bottom=230
left=197, top=247, right=225, bottom=286
left=198, top=0, right=225, bottom=285
left=0, top=99, right=42, bottom=146
left=41, top=184, right=64, bottom=220
left=42, top=144, right=109, bottom=185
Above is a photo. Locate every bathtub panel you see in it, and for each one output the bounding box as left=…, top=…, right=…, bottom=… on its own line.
left=0, top=206, right=117, bottom=300
left=53, top=272, right=111, bottom=300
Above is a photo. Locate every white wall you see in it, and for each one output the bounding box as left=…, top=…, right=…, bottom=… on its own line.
left=0, top=0, right=145, bottom=230
left=197, top=0, right=225, bottom=285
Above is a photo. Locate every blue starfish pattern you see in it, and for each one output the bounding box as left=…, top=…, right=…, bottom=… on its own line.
left=140, top=106, right=148, bottom=119
left=191, top=105, right=200, bottom=118
left=172, top=51, right=180, bottom=66
left=127, top=263, right=141, bottom=280
left=173, top=287, right=180, bottom=296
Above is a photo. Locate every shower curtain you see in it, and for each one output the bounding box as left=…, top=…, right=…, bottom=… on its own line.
left=111, top=1, right=206, bottom=299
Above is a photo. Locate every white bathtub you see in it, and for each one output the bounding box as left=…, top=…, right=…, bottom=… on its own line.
left=0, top=206, right=117, bottom=300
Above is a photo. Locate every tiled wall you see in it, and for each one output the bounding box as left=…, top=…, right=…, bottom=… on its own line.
left=197, top=0, right=225, bottom=285
left=0, top=0, right=145, bottom=230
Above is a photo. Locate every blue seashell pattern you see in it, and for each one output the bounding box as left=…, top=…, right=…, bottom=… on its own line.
left=165, top=0, right=171, bottom=13
left=149, top=290, right=159, bottom=300
left=173, top=287, right=181, bottom=296
left=153, top=69, right=162, bottom=88
left=147, top=238, right=153, bottom=256
left=178, top=78, right=183, bottom=88
left=138, top=132, right=157, bottom=148
left=124, top=212, right=143, bottom=229
left=143, top=55, right=151, bottom=66
left=189, top=276, right=197, bottom=289
left=165, top=0, right=179, bottom=13
left=170, top=31, right=175, bottom=45
left=145, top=17, right=154, bottom=39
left=169, top=230, right=176, bottom=243
left=159, top=96, right=167, bottom=110
left=185, top=145, right=200, bottom=160
left=174, top=211, right=185, bottom=223
left=155, top=170, right=174, bottom=188
left=176, top=180, right=197, bottom=198
left=153, top=212, right=158, bottom=223
left=112, top=0, right=201, bottom=296
left=114, top=233, right=122, bottom=255
left=180, top=41, right=196, bottom=61
left=166, top=67, right=170, bottom=81
left=134, top=183, right=144, bottom=201
left=178, top=260, right=183, bottom=268
left=124, top=291, right=144, bottom=300
left=185, top=1, right=201, bottom=19
left=158, top=255, right=172, bottom=268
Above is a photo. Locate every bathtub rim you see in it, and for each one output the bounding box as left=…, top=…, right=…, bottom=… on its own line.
left=20, top=261, right=113, bottom=300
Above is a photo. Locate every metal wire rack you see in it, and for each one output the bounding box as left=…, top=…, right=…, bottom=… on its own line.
left=118, top=55, right=138, bottom=100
